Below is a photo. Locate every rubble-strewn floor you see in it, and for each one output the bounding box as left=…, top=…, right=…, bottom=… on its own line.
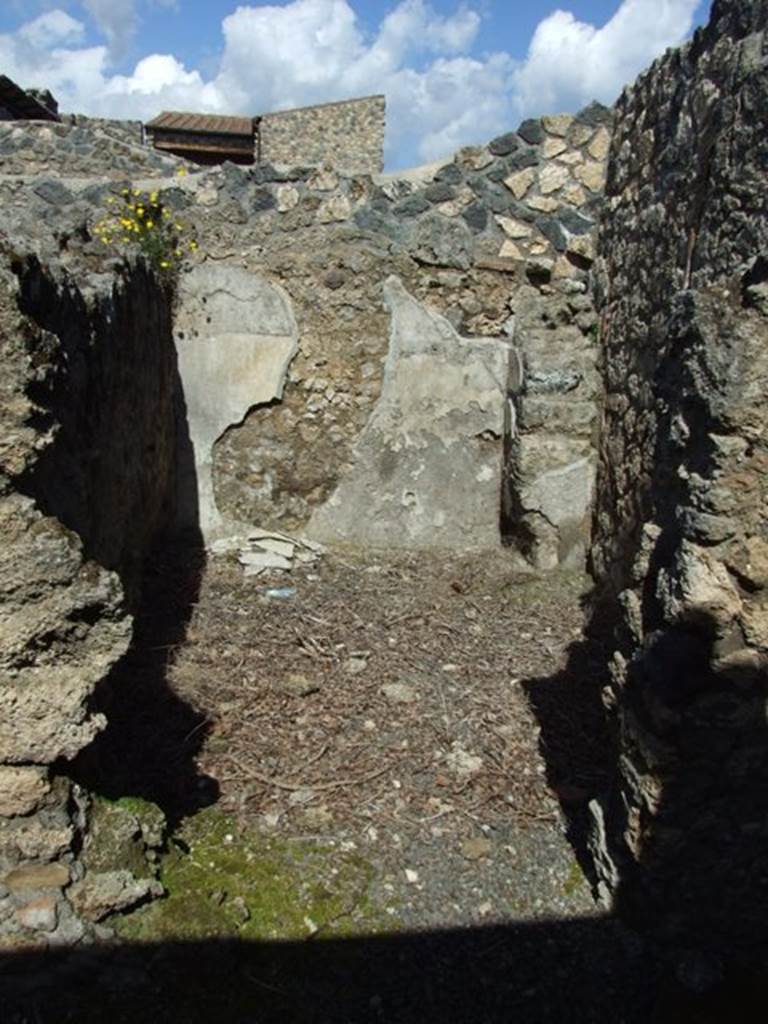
left=171, top=548, right=611, bottom=932
left=10, top=545, right=675, bottom=1023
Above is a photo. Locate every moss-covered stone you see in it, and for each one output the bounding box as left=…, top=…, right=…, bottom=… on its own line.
left=115, top=806, right=394, bottom=942
left=82, top=795, right=165, bottom=880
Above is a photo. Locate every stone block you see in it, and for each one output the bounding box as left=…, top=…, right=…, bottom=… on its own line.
left=588, top=127, right=612, bottom=161
left=536, top=217, right=568, bottom=252
left=506, top=148, right=540, bottom=172
left=575, top=161, right=606, bottom=192
left=539, top=164, right=570, bottom=194
left=4, top=863, right=70, bottom=892
left=316, top=194, right=352, bottom=223
left=433, top=162, right=464, bottom=184
left=0, top=767, right=50, bottom=817
left=504, top=168, right=536, bottom=199
left=461, top=202, right=488, bottom=231
left=495, top=215, right=532, bottom=239
left=499, top=240, right=523, bottom=259
left=542, top=114, right=574, bottom=137
left=542, top=138, right=568, bottom=158
left=488, top=132, right=520, bottom=156
left=15, top=896, right=57, bottom=932
left=561, top=182, right=587, bottom=206
left=306, top=166, right=339, bottom=191
left=423, top=182, right=456, bottom=204
left=518, top=119, right=545, bottom=145
left=527, top=195, right=559, bottom=213
left=1, top=819, right=73, bottom=861
left=567, top=234, right=596, bottom=263
left=275, top=184, right=299, bottom=212
left=574, top=101, right=613, bottom=126
left=0, top=665, right=111, bottom=764
left=409, top=213, right=474, bottom=269
left=69, top=870, right=163, bottom=922
left=393, top=194, right=431, bottom=218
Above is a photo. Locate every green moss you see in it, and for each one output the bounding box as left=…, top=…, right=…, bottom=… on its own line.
left=562, top=858, right=586, bottom=897
left=83, top=795, right=164, bottom=879
left=115, top=806, right=393, bottom=942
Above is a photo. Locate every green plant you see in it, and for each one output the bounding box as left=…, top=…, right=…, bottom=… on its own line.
left=93, top=186, right=198, bottom=273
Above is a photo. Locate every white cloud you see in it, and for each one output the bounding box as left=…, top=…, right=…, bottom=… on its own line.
left=102, top=54, right=224, bottom=117
left=1, top=0, right=702, bottom=168
left=513, top=0, right=701, bottom=115
left=16, top=10, right=85, bottom=50
left=216, top=0, right=365, bottom=110
left=81, top=0, right=138, bottom=58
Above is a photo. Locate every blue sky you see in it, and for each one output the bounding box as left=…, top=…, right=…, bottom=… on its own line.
left=0, top=1, right=711, bottom=168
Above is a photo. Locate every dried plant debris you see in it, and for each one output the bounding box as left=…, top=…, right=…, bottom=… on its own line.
left=161, top=547, right=612, bottom=930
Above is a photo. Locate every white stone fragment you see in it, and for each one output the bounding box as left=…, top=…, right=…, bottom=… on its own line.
left=542, top=113, right=574, bottom=136
left=542, top=138, right=567, bottom=158
left=503, top=168, right=536, bottom=199
left=538, top=163, right=570, bottom=194
left=275, top=184, right=299, bottom=211
left=495, top=215, right=532, bottom=239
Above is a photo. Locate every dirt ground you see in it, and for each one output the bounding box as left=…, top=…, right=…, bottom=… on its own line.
left=15, top=543, right=699, bottom=1023
left=163, top=544, right=615, bottom=930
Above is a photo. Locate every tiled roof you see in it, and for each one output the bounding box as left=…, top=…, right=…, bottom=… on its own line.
left=144, top=111, right=256, bottom=137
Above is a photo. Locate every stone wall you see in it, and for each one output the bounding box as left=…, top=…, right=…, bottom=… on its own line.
left=259, top=95, right=385, bottom=175
left=0, top=102, right=611, bottom=945
left=0, top=118, right=185, bottom=179
left=0, top=101, right=608, bottom=562
left=165, top=104, right=608, bottom=561
left=0, top=252, right=178, bottom=946
left=0, top=97, right=386, bottom=179
left=588, top=0, right=768, bottom=976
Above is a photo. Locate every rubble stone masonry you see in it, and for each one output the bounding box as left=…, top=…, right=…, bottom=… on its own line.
left=588, top=0, right=768, bottom=977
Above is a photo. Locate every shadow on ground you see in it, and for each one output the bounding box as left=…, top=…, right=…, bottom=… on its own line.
left=6, top=586, right=767, bottom=1023
left=523, top=590, right=768, bottom=1023
left=66, top=372, right=218, bottom=827
left=522, top=594, right=616, bottom=882
left=66, top=527, right=218, bottom=827
left=2, top=913, right=767, bottom=1023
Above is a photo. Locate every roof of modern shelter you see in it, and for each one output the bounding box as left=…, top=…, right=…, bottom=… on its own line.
left=0, top=75, right=59, bottom=121
left=144, top=111, right=256, bottom=136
